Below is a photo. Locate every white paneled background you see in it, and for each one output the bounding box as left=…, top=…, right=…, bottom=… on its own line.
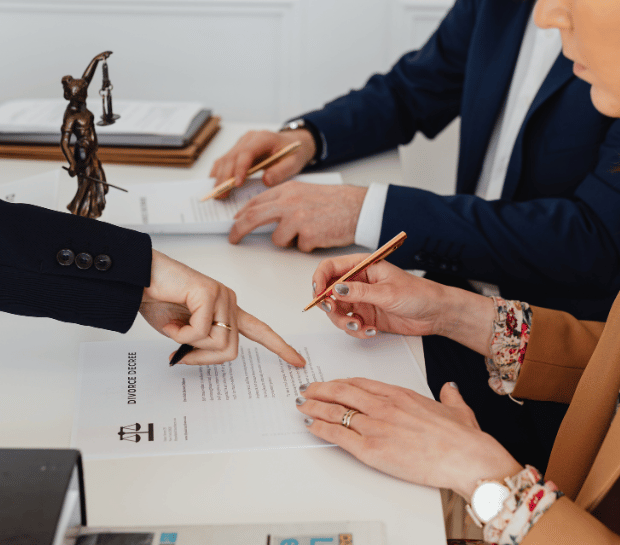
left=0, top=0, right=458, bottom=192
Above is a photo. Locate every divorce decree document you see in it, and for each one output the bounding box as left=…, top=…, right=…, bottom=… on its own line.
left=71, top=333, right=429, bottom=460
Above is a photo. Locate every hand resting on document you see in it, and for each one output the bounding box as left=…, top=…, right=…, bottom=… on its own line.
left=296, top=378, right=522, bottom=501
left=139, top=250, right=305, bottom=367
left=229, top=181, right=367, bottom=252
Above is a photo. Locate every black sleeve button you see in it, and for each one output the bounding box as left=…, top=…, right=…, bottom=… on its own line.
left=75, top=252, right=93, bottom=270
left=94, top=254, right=112, bottom=271
left=57, top=249, right=75, bottom=266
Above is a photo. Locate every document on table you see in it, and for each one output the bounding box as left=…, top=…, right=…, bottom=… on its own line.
left=100, top=172, right=342, bottom=234
left=0, top=169, right=342, bottom=234
left=71, top=333, right=430, bottom=460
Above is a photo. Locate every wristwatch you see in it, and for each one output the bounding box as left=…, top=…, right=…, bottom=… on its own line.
left=281, top=118, right=307, bottom=132
left=465, top=479, right=511, bottom=528
left=280, top=118, right=320, bottom=165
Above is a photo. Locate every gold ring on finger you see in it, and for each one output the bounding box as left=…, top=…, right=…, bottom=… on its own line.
left=341, top=409, right=360, bottom=429
left=212, top=321, right=232, bottom=331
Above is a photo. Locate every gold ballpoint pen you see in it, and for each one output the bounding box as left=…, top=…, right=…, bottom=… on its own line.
left=303, top=231, right=407, bottom=312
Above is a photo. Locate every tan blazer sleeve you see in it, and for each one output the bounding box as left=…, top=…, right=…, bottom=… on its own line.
left=522, top=497, right=620, bottom=545
left=511, top=305, right=604, bottom=404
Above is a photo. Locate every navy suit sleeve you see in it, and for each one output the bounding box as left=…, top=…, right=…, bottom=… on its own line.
left=301, top=0, right=478, bottom=166
left=380, top=119, right=620, bottom=301
left=0, top=201, right=152, bottom=333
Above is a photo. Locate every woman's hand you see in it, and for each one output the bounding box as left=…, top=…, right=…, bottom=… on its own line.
left=209, top=129, right=316, bottom=197
left=139, top=250, right=305, bottom=367
left=296, top=379, right=522, bottom=500
left=312, top=254, right=496, bottom=357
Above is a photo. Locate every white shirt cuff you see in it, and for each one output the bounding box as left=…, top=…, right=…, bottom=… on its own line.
left=354, top=183, right=389, bottom=250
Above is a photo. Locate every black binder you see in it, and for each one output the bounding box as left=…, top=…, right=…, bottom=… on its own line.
left=0, top=448, right=87, bottom=545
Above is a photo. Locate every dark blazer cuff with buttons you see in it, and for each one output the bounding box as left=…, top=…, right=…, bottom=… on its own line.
left=1, top=202, right=152, bottom=287
left=0, top=264, right=145, bottom=333
left=0, top=201, right=152, bottom=333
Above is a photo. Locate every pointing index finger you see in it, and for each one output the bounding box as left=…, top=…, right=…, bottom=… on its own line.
left=237, top=307, right=306, bottom=367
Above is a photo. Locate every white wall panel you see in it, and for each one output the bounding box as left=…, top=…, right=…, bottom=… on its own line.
left=295, top=0, right=393, bottom=115
left=0, top=0, right=302, bottom=122
left=0, top=0, right=455, bottom=132
left=391, top=0, right=453, bottom=57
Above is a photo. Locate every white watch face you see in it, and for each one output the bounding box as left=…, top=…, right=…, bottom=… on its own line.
left=471, top=482, right=510, bottom=523
left=288, top=119, right=304, bottom=130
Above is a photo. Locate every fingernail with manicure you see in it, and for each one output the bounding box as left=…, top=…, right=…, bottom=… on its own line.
left=295, top=396, right=306, bottom=405
left=312, top=282, right=317, bottom=295
left=334, top=283, right=349, bottom=296
left=365, top=329, right=377, bottom=336
left=299, top=383, right=309, bottom=393
left=304, top=418, right=314, bottom=426
left=321, top=300, right=332, bottom=313
left=346, top=322, right=359, bottom=331
left=449, top=382, right=459, bottom=390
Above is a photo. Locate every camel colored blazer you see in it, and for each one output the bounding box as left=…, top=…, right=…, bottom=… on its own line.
left=510, top=295, right=620, bottom=543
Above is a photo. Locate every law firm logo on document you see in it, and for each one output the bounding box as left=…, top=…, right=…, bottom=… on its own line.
left=118, top=422, right=154, bottom=442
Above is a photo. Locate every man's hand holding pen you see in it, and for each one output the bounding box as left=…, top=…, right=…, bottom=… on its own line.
left=209, top=129, right=316, bottom=195
left=140, top=250, right=305, bottom=368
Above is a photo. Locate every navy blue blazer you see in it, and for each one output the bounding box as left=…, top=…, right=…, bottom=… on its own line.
left=0, top=200, right=152, bottom=332
left=302, top=0, right=620, bottom=320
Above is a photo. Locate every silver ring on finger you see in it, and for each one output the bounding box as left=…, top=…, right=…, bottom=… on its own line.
left=212, top=321, right=233, bottom=331
left=341, top=409, right=360, bottom=429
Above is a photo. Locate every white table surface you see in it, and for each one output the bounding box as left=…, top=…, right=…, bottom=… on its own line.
left=0, top=122, right=445, bottom=545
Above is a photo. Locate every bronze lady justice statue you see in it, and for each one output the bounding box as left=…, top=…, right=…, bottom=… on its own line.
left=61, top=51, right=115, bottom=218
